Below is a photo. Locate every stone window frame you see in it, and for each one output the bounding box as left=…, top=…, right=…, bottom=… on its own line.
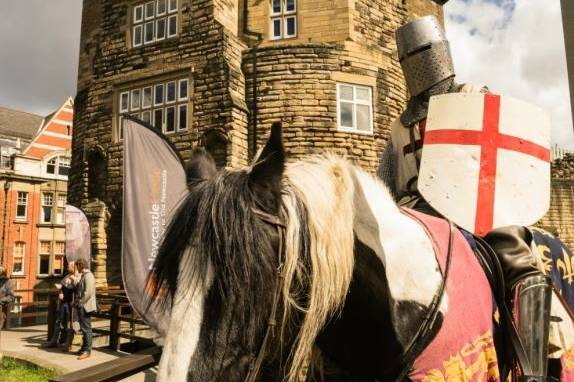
left=46, top=154, right=71, bottom=177
left=270, top=0, right=297, bottom=40
left=12, top=241, right=25, bottom=276
left=336, top=82, right=374, bottom=135
left=114, top=71, right=192, bottom=142
left=129, top=0, right=181, bottom=49
left=16, top=191, right=28, bottom=221
left=40, top=191, right=67, bottom=226
left=38, top=240, right=52, bottom=277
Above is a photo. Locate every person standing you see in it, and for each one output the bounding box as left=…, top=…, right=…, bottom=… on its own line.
left=75, top=259, right=96, bottom=360
left=378, top=15, right=552, bottom=382
left=0, top=266, right=15, bottom=331
left=41, top=261, right=78, bottom=349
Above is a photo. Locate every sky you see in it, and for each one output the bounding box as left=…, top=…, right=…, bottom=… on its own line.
left=444, top=0, right=574, bottom=148
left=0, top=0, right=572, bottom=147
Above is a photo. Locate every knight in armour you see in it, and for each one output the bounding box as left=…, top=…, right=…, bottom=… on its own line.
left=379, top=15, right=553, bottom=382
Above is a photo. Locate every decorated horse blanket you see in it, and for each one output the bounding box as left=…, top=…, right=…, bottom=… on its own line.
left=530, top=227, right=574, bottom=381
left=403, top=209, right=500, bottom=382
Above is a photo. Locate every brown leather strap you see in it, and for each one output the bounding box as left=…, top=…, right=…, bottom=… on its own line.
left=245, top=210, right=286, bottom=382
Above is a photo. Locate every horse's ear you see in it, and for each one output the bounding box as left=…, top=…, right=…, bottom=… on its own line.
left=186, top=147, right=217, bottom=185
left=249, top=122, right=285, bottom=205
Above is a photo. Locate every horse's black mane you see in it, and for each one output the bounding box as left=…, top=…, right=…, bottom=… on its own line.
left=150, top=167, right=280, bottom=352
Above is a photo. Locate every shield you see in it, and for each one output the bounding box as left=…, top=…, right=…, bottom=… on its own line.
left=418, top=93, right=551, bottom=237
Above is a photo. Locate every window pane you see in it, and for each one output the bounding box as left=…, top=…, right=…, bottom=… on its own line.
left=43, top=207, right=52, bottom=223
left=272, top=0, right=281, bottom=14
left=179, top=105, right=187, bottom=130
left=16, top=192, right=27, bottom=219
left=166, top=107, right=175, bottom=132
left=285, top=16, right=296, bottom=37
left=339, top=85, right=353, bottom=100
left=47, top=159, right=56, bottom=174
left=40, top=241, right=51, bottom=254
left=141, top=110, right=151, bottom=124
left=134, top=5, right=143, bottom=23
left=272, top=18, right=281, bottom=38
left=55, top=242, right=65, bottom=254
left=54, top=255, right=64, bottom=276
left=356, top=87, right=370, bottom=102
left=131, top=89, right=141, bottom=110
left=169, top=0, right=178, bottom=12
left=154, top=84, right=164, bottom=105
left=144, top=21, right=155, bottom=44
left=58, top=194, right=66, bottom=207
left=154, top=109, right=163, bottom=130
left=143, top=87, right=152, bottom=108
left=166, top=81, right=176, bottom=102
left=17, top=205, right=26, bottom=219
left=156, top=18, right=166, bottom=40
left=118, top=116, right=124, bottom=139
left=39, top=255, right=50, bottom=275
left=58, top=157, right=70, bottom=176
left=133, top=25, right=143, bottom=46
left=168, top=15, right=177, bottom=37
left=340, top=102, right=353, bottom=128
left=43, top=193, right=53, bottom=206
left=145, top=1, right=155, bottom=19
left=120, top=92, right=129, bottom=112
left=157, top=0, right=166, bottom=15
left=179, top=79, right=188, bottom=100
left=56, top=209, right=65, bottom=225
left=356, top=104, right=371, bottom=132
left=286, top=0, right=295, bottom=12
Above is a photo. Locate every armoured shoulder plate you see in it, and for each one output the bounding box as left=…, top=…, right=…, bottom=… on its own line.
left=396, top=16, right=455, bottom=97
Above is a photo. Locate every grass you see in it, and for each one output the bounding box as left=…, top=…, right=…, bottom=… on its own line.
left=0, top=356, right=58, bottom=382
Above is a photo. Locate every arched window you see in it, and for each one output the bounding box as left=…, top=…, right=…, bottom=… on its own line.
left=46, top=156, right=70, bottom=176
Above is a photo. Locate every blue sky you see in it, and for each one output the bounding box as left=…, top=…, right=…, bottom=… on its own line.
left=445, top=0, right=574, bottom=148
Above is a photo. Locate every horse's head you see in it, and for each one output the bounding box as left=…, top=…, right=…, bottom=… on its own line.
left=153, top=123, right=358, bottom=382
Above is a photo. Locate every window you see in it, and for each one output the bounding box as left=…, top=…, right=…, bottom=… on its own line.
left=270, top=0, right=296, bottom=40
left=117, top=76, right=189, bottom=139
left=41, top=193, right=53, bottom=223
left=337, top=83, right=373, bottom=134
left=46, top=156, right=71, bottom=177
left=39, top=241, right=51, bottom=275
left=16, top=192, right=28, bottom=220
left=132, top=0, right=178, bottom=47
left=0, top=145, right=15, bottom=169
left=56, top=194, right=66, bottom=225
left=54, top=242, right=65, bottom=276
left=12, top=242, right=25, bottom=275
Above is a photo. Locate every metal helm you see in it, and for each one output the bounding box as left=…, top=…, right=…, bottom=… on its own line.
left=396, top=15, right=455, bottom=97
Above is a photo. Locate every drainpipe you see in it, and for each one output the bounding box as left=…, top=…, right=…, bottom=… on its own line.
left=243, top=0, right=263, bottom=159
left=1, top=180, right=11, bottom=265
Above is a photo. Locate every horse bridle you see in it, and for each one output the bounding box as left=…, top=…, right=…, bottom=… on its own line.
left=244, top=208, right=287, bottom=382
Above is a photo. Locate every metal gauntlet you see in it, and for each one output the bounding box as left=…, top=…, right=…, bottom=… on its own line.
left=513, top=274, right=552, bottom=382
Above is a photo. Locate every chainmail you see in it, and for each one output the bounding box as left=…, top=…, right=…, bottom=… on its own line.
left=400, top=77, right=458, bottom=127
left=377, top=140, right=397, bottom=199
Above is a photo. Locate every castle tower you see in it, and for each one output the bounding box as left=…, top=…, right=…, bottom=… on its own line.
left=70, top=0, right=443, bottom=286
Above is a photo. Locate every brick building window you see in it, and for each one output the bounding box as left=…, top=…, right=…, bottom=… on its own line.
left=39, top=241, right=51, bottom=276
left=16, top=192, right=28, bottom=221
left=54, top=242, right=65, bottom=276
left=0, top=145, right=15, bottom=169
left=12, top=242, right=25, bottom=275
left=270, top=0, right=296, bottom=40
left=118, top=77, right=189, bottom=139
left=56, top=195, right=66, bottom=225
left=46, top=156, right=71, bottom=176
left=336, top=83, right=373, bottom=134
left=132, top=0, right=178, bottom=48
left=41, top=193, right=53, bottom=223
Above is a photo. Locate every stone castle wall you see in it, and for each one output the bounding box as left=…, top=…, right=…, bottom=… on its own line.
left=538, top=154, right=574, bottom=249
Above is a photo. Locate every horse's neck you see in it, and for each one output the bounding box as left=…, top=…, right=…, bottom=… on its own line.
left=351, top=169, right=445, bottom=309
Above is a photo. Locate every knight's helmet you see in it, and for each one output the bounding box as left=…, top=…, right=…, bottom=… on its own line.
left=395, top=15, right=455, bottom=97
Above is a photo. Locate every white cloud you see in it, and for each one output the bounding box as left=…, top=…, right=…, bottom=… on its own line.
left=445, top=0, right=574, bottom=149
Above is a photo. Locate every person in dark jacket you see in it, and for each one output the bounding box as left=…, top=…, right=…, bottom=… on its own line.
left=75, top=259, right=96, bottom=360
left=0, top=266, right=15, bottom=330
left=41, top=261, right=79, bottom=349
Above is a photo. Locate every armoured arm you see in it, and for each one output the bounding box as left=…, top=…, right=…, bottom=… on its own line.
left=377, top=139, right=398, bottom=199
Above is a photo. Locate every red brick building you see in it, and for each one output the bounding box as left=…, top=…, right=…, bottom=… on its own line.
left=0, top=98, right=73, bottom=307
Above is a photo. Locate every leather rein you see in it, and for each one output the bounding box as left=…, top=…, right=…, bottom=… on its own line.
left=244, top=208, right=287, bottom=382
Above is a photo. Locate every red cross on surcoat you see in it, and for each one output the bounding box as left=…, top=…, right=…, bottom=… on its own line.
left=420, top=94, right=550, bottom=236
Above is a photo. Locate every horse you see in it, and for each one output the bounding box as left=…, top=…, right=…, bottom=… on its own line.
left=149, top=124, right=511, bottom=382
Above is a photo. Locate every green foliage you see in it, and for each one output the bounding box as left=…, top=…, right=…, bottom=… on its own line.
left=0, top=357, right=58, bottom=382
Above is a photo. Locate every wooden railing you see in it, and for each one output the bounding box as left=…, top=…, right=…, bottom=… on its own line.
left=5, top=288, right=59, bottom=328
